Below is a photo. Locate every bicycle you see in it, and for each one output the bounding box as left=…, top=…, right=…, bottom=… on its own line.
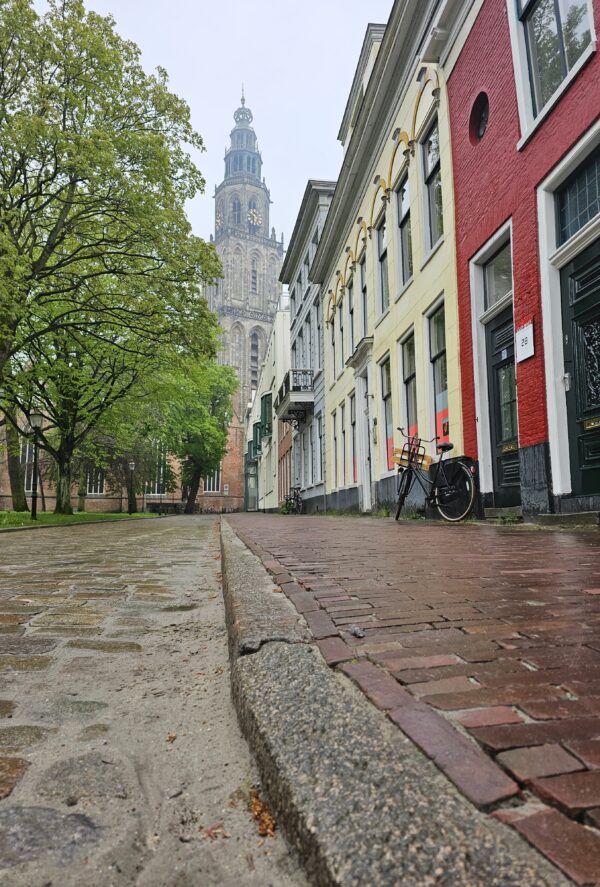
left=285, top=485, right=304, bottom=515
left=393, top=428, right=476, bottom=522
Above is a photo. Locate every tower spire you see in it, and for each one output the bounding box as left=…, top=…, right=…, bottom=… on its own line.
left=241, top=83, right=245, bottom=106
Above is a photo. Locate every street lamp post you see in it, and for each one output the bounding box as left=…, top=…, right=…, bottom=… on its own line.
left=29, top=409, right=43, bottom=521
left=128, top=460, right=136, bottom=515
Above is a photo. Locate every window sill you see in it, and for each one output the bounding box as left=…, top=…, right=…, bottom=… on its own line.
left=517, top=42, right=596, bottom=151
left=394, top=276, right=414, bottom=303
left=374, top=307, right=391, bottom=329
left=420, top=237, right=444, bottom=271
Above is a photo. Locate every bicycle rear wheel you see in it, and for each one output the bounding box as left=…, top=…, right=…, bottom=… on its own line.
left=395, top=469, right=413, bottom=520
left=435, top=461, right=475, bottom=522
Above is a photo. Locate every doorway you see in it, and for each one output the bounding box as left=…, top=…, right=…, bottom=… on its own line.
left=486, top=306, right=521, bottom=507
left=561, top=239, right=600, bottom=498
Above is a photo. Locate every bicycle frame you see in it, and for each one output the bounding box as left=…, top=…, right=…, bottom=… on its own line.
left=397, top=456, right=452, bottom=504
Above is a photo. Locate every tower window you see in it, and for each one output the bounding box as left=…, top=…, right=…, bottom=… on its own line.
left=232, top=196, right=241, bottom=225
left=250, top=332, right=260, bottom=391
left=251, top=258, right=258, bottom=293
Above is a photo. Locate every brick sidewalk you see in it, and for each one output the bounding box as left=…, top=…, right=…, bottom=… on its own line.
left=229, top=513, right=600, bottom=885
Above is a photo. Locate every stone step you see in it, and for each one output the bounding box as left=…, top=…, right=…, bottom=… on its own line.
left=536, top=511, right=599, bottom=527
left=484, top=506, right=523, bottom=521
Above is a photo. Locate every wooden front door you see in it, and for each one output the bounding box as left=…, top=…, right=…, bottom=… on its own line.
left=561, top=239, right=600, bottom=498
left=486, top=306, right=521, bottom=507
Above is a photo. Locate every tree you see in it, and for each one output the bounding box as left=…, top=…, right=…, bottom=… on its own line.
left=0, top=0, right=221, bottom=385
left=0, top=0, right=223, bottom=511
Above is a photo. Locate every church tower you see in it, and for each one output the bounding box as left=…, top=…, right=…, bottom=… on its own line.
left=201, top=93, right=284, bottom=512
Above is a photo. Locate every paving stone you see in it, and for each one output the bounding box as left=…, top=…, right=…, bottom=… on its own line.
left=411, top=675, right=480, bottom=698
left=36, top=751, right=128, bottom=803
left=0, top=614, right=29, bottom=624
left=586, top=807, right=600, bottom=828
left=497, top=744, right=584, bottom=782
left=371, top=653, right=460, bottom=672
left=0, top=624, right=24, bottom=635
left=531, top=770, right=600, bottom=814
left=520, top=697, right=600, bottom=720
left=456, top=707, right=524, bottom=728
left=0, top=725, right=56, bottom=752
left=338, top=660, right=413, bottom=710
left=565, top=739, right=600, bottom=769
left=49, top=698, right=109, bottom=718
left=77, top=723, right=110, bottom=741
left=389, top=702, right=519, bottom=807
left=315, top=637, right=357, bottom=665
left=0, top=700, right=16, bottom=717
left=303, top=609, right=338, bottom=639
left=0, top=806, right=99, bottom=865
left=506, top=807, right=600, bottom=885
left=0, top=654, right=52, bottom=671
left=65, top=640, right=142, bottom=653
left=472, top=718, right=600, bottom=751
left=0, top=756, right=29, bottom=799
left=0, top=636, right=58, bottom=654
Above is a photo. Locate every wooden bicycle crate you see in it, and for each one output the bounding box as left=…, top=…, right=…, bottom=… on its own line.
left=392, top=446, right=433, bottom=471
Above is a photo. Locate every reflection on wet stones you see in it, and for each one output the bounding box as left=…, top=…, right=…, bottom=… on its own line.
left=0, top=806, right=100, bottom=865
left=0, top=756, right=29, bottom=799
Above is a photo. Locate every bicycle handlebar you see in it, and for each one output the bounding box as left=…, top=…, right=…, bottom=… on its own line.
left=397, top=427, right=439, bottom=444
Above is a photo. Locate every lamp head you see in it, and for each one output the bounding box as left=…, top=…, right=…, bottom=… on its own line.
left=128, top=460, right=135, bottom=472
left=29, top=409, right=43, bottom=429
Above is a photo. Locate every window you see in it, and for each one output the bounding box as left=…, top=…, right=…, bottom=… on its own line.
left=430, top=305, right=449, bottom=443
left=330, top=316, right=336, bottom=377
left=147, top=442, right=167, bottom=495
left=87, top=467, right=105, bottom=495
left=338, top=299, right=345, bottom=371
left=332, top=411, right=338, bottom=488
left=204, top=465, right=221, bottom=493
left=397, top=175, right=413, bottom=285
left=360, top=255, right=368, bottom=337
left=290, top=287, right=296, bottom=319
left=316, top=414, right=323, bottom=482
left=305, top=317, right=312, bottom=370
left=350, top=394, right=357, bottom=483
left=314, top=297, right=322, bottom=369
left=303, top=253, right=310, bottom=291
left=20, top=438, right=35, bottom=493
left=556, top=144, right=600, bottom=243
left=520, top=0, right=591, bottom=115
left=341, top=403, right=346, bottom=485
left=402, top=335, right=418, bottom=438
left=251, top=257, right=258, bottom=293
left=297, top=330, right=304, bottom=368
left=484, top=242, right=513, bottom=310
left=423, top=121, right=443, bottom=249
left=308, top=424, right=314, bottom=486
left=377, top=216, right=390, bottom=313
left=381, top=358, right=394, bottom=471
left=250, top=332, right=260, bottom=392
left=261, top=392, right=273, bottom=436
left=347, top=277, right=355, bottom=354
left=232, top=196, right=241, bottom=225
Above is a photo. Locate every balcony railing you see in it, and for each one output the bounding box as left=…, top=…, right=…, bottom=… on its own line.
left=274, top=369, right=315, bottom=426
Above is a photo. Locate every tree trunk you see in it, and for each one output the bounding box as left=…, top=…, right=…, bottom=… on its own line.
left=184, top=467, right=201, bottom=514
left=5, top=423, right=28, bottom=511
left=55, top=458, right=73, bottom=514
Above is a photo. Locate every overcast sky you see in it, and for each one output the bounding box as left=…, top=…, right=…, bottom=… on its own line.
left=43, top=0, right=394, bottom=244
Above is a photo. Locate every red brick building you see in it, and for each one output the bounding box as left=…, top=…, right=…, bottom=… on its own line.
left=448, top=0, right=600, bottom=516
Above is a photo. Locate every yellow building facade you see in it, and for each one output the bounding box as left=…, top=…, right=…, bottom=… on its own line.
left=311, top=0, right=475, bottom=513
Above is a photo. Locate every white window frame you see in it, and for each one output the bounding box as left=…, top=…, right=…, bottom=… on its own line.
left=420, top=117, right=444, bottom=255
left=469, top=221, right=514, bottom=496
left=422, top=294, right=446, bottom=451
left=87, top=467, right=105, bottom=496
left=397, top=326, right=417, bottom=439
left=507, top=0, right=597, bottom=149
left=375, top=212, right=390, bottom=317
left=379, top=352, right=395, bottom=476
left=395, top=169, right=413, bottom=291
left=204, top=465, right=221, bottom=494
left=537, top=118, right=600, bottom=495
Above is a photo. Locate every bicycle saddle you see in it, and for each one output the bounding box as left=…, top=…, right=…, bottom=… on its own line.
left=437, top=442, right=454, bottom=453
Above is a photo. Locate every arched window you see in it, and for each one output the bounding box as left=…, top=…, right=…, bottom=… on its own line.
left=251, top=257, right=258, bottom=293
left=230, top=324, right=243, bottom=369
left=250, top=332, right=260, bottom=392
left=232, top=196, right=241, bottom=225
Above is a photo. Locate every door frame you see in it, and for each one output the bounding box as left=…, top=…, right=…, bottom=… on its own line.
left=538, top=119, right=600, bottom=497
left=347, top=336, right=374, bottom=512
left=469, top=220, right=515, bottom=498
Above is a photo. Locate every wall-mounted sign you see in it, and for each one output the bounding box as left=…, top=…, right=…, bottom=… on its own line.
left=516, top=321, right=534, bottom=363
left=223, top=484, right=229, bottom=495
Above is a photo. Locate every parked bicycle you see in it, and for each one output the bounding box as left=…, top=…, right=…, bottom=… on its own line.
left=393, top=428, right=476, bottom=522
left=285, top=485, right=304, bottom=515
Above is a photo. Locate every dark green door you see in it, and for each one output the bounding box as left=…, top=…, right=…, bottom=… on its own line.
left=486, top=306, right=521, bottom=507
left=561, top=239, right=600, bottom=497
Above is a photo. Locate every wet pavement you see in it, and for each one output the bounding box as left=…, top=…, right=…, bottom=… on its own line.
left=0, top=516, right=306, bottom=887
left=229, top=513, right=600, bottom=885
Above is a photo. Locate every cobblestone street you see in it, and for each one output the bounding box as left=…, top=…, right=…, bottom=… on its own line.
left=0, top=517, right=306, bottom=887
left=229, top=513, right=600, bottom=885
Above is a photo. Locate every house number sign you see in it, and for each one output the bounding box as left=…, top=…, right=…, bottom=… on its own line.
left=516, top=321, right=534, bottom=363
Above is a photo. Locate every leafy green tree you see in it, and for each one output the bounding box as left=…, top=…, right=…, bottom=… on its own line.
left=0, top=0, right=220, bottom=382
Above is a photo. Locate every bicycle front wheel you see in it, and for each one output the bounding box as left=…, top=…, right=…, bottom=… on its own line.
left=395, top=469, right=413, bottom=520
left=295, top=497, right=304, bottom=515
left=435, top=461, right=475, bottom=522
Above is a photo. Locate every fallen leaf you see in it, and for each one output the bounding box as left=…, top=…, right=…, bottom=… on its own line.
left=204, top=821, right=225, bottom=840
left=247, top=786, right=276, bottom=837
left=246, top=852, right=255, bottom=871
left=166, top=733, right=177, bottom=743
